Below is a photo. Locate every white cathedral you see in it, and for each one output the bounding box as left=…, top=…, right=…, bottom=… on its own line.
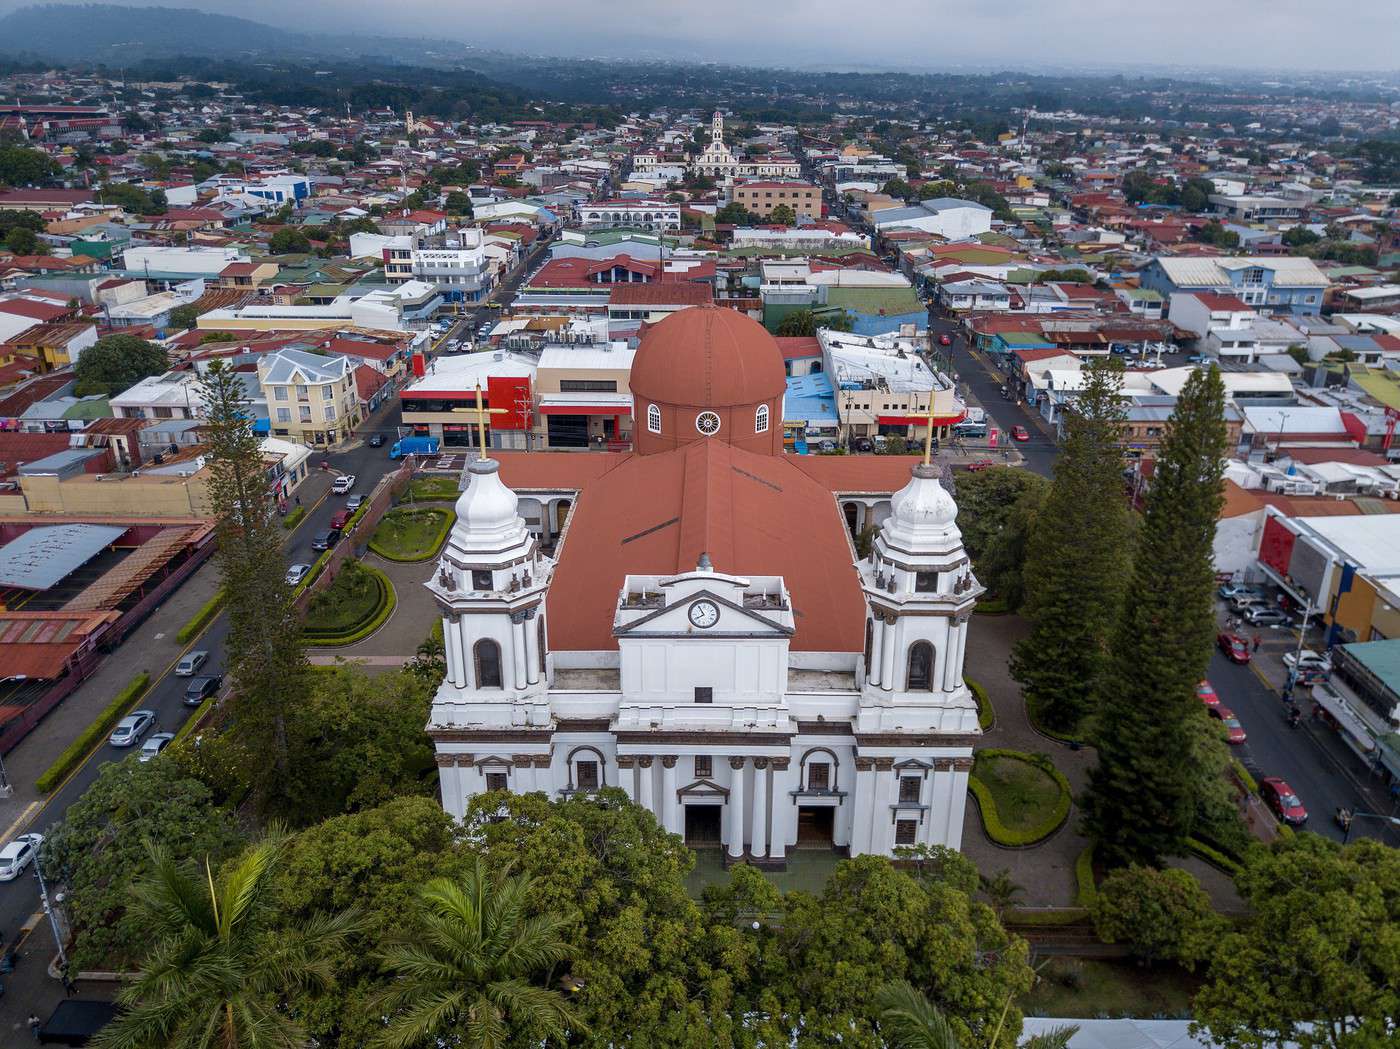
left=425, top=305, right=980, bottom=866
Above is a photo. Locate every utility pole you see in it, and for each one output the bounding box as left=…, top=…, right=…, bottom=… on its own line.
left=34, top=855, right=68, bottom=971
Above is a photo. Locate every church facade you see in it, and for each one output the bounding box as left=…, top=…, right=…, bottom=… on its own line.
left=425, top=306, right=980, bottom=865
left=692, top=111, right=802, bottom=181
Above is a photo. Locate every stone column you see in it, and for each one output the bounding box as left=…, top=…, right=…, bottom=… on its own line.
left=948, top=757, right=973, bottom=849
left=852, top=757, right=876, bottom=855
left=447, top=615, right=467, bottom=689
left=867, top=613, right=884, bottom=688
left=769, top=757, right=793, bottom=861
left=870, top=757, right=895, bottom=855
left=524, top=608, right=541, bottom=686
left=942, top=621, right=960, bottom=691
left=616, top=755, right=636, bottom=803
left=442, top=616, right=461, bottom=687
left=750, top=758, right=770, bottom=858
left=510, top=613, right=528, bottom=689
left=727, top=757, right=747, bottom=859
left=660, top=756, right=679, bottom=834
left=928, top=759, right=954, bottom=845
left=953, top=615, right=969, bottom=683
left=880, top=616, right=898, bottom=691
left=637, top=756, right=655, bottom=817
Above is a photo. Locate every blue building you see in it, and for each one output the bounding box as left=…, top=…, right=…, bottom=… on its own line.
left=1138, top=255, right=1328, bottom=317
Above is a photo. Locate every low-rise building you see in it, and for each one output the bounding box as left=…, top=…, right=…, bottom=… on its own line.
left=258, top=348, right=361, bottom=448
left=731, top=181, right=821, bottom=221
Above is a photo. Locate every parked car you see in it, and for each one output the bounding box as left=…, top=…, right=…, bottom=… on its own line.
left=329, top=509, right=352, bottom=531
left=345, top=494, right=365, bottom=511
left=311, top=529, right=341, bottom=551
left=1217, top=632, right=1251, bottom=664
left=109, top=709, right=156, bottom=747
left=1259, top=777, right=1308, bottom=825
left=964, top=459, right=997, bottom=472
left=1010, top=425, right=1030, bottom=442
left=1243, top=606, right=1290, bottom=627
left=183, top=674, right=223, bottom=706
left=368, top=433, right=385, bottom=448
left=1209, top=705, right=1248, bottom=744
left=174, top=650, right=208, bottom=677
left=1229, top=594, right=1272, bottom=614
left=1283, top=649, right=1331, bottom=673
left=1218, top=582, right=1267, bottom=602
left=0, top=833, right=44, bottom=881
left=139, top=732, right=176, bottom=763
left=1197, top=680, right=1220, bottom=707
left=331, top=474, right=356, bottom=494
left=285, top=563, right=312, bottom=586
left=938, top=333, right=952, bottom=346
left=853, top=437, right=873, bottom=453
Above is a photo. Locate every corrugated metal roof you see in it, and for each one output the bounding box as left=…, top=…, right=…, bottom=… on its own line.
left=0, top=524, right=127, bottom=591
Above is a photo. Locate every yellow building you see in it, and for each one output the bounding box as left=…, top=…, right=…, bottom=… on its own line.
left=731, top=181, right=822, bottom=221
left=258, top=348, right=362, bottom=448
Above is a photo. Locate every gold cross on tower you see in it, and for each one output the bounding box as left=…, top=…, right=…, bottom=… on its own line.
left=923, top=391, right=937, bottom=466
left=469, top=383, right=509, bottom=461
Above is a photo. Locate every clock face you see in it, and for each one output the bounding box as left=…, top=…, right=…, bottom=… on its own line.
left=695, top=411, right=722, bottom=436
left=688, top=600, right=720, bottom=629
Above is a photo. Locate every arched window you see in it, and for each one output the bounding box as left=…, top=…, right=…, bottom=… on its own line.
left=474, top=639, right=503, bottom=689
left=755, top=403, right=770, bottom=434
left=647, top=403, right=661, bottom=434
left=906, top=642, right=935, bottom=691
left=863, top=619, right=873, bottom=676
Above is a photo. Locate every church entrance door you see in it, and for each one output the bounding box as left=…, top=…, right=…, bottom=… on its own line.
left=684, top=804, right=723, bottom=846
left=796, top=806, right=835, bottom=847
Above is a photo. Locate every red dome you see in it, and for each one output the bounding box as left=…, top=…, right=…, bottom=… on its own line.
left=630, top=305, right=787, bottom=409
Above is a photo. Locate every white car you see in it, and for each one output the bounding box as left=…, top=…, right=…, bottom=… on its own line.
left=139, top=733, right=176, bottom=763
left=1283, top=649, right=1331, bottom=672
left=0, top=833, right=43, bottom=882
left=285, top=563, right=312, bottom=586
left=109, top=709, right=156, bottom=747
left=175, top=650, right=208, bottom=677
left=331, top=474, right=356, bottom=494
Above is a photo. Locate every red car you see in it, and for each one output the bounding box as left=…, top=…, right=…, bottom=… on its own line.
left=1259, top=777, right=1308, bottom=825
left=1010, top=425, right=1030, bottom=442
left=964, top=459, right=997, bottom=472
left=1217, top=632, right=1251, bottom=664
left=938, top=333, right=952, bottom=346
left=1209, top=705, right=1247, bottom=745
left=1197, top=680, right=1220, bottom=707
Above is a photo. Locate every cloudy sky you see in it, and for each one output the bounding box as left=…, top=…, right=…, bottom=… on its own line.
left=8, top=0, right=1400, bottom=71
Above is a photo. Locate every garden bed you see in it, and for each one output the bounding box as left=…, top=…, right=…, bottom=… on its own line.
left=1019, top=957, right=1201, bottom=1019
left=369, top=506, right=453, bottom=562
left=403, top=477, right=461, bottom=502
left=1025, top=691, right=1091, bottom=748
left=968, top=748, right=1072, bottom=847
left=303, top=562, right=396, bottom=646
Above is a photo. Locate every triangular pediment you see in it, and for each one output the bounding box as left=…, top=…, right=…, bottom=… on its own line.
left=614, top=588, right=793, bottom=638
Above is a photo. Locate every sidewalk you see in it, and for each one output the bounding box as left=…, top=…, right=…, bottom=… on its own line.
left=0, top=914, right=116, bottom=1034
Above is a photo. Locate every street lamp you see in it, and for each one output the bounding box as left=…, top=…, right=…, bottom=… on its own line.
left=1342, top=810, right=1400, bottom=845
left=34, top=853, right=69, bottom=972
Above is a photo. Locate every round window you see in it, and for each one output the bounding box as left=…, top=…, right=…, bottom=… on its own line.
left=695, top=411, right=721, bottom=436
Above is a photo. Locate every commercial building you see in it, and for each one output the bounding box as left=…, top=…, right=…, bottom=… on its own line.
left=258, top=348, right=361, bottom=448
left=1137, top=256, right=1329, bottom=316
left=730, top=181, right=822, bottom=221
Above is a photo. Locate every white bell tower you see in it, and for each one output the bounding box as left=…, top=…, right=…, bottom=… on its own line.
left=856, top=462, right=982, bottom=733
left=426, top=456, right=554, bottom=739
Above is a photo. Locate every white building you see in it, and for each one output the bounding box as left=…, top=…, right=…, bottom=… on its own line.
left=576, top=201, right=682, bottom=233
left=424, top=306, right=980, bottom=862
left=691, top=111, right=801, bottom=180
left=870, top=197, right=994, bottom=240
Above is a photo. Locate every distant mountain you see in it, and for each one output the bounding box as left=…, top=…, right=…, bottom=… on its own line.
left=0, top=4, right=479, bottom=66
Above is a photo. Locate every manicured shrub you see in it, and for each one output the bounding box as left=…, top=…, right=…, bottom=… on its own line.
left=36, top=673, right=151, bottom=793
left=175, top=590, right=226, bottom=644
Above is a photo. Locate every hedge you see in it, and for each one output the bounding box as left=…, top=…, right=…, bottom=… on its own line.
left=1006, top=907, right=1090, bottom=927
left=304, top=564, right=396, bottom=647
left=36, top=672, right=151, bottom=793
left=1230, top=758, right=1259, bottom=795
left=1186, top=836, right=1244, bottom=876
left=175, top=590, right=226, bottom=644
left=964, top=676, right=994, bottom=730
left=281, top=506, right=306, bottom=530
left=968, top=748, right=1072, bottom=847
left=1025, top=692, right=1089, bottom=747
left=1074, top=842, right=1098, bottom=908
left=974, top=596, right=1010, bottom=615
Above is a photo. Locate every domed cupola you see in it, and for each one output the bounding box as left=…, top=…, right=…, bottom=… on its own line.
left=882, top=463, right=964, bottom=557
left=629, top=304, right=788, bottom=456
left=447, top=458, right=530, bottom=559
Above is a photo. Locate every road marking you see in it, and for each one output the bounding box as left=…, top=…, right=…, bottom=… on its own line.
left=0, top=801, right=40, bottom=845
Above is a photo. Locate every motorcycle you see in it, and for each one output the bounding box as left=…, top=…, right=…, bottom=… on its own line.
left=1334, top=808, right=1353, bottom=833
left=1286, top=707, right=1302, bottom=730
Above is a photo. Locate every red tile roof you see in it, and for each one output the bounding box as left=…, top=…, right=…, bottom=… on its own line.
left=776, top=336, right=821, bottom=360
left=0, top=431, right=75, bottom=480
left=354, top=364, right=388, bottom=401
left=609, top=283, right=713, bottom=307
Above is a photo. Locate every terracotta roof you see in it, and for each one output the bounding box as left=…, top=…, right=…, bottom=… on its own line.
left=1282, top=448, right=1388, bottom=466
left=629, top=305, right=785, bottom=408
left=609, top=283, right=713, bottom=307
left=354, top=364, right=388, bottom=400
left=775, top=336, right=821, bottom=360
left=0, top=299, right=70, bottom=322
left=0, top=432, right=73, bottom=480
left=1220, top=480, right=1265, bottom=520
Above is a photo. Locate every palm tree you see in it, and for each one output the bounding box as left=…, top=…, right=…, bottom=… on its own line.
left=874, top=980, right=1078, bottom=1049
left=371, top=859, right=579, bottom=1049
left=94, top=838, right=363, bottom=1049
left=979, top=869, right=1026, bottom=921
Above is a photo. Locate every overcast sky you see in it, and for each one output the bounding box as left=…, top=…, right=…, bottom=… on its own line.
left=8, top=0, right=1400, bottom=72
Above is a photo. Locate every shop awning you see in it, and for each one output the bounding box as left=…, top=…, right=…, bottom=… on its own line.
left=537, top=393, right=633, bottom=417
left=877, top=412, right=967, bottom=426
left=1311, top=684, right=1378, bottom=752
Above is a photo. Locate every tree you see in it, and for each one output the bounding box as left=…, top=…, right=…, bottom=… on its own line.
left=92, top=838, right=363, bottom=1049
left=199, top=360, right=306, bottom=812
left=978, top=869, right=1025, bottom=921
left=98, top=180, right=165, bottom=215
left=875, top=980, right=1077, bottom=1049
left=371, top=860, right=579, bottom=1049
left=768, top=203, right=796, bottom=226
left=1193, top=836, right=1399, bottom=1049
left=975, top=483, right=1047, bottom=611
left=0, top=144, right=58, bottom=185
left=1082, top=366, right=1228, bottom=866
left=1196, top=219, right=1240, bottom=249
left=776, top=308, right=853, bottom=337
left=1091, top=865, right=1220, bottom=968
left=444, top=190, right=473, bottom=216
left=953, top=467, right=1050, bottom=567
left=1179, top=178, right=1215, bottom=213
left=4, top=224, right=37, bottom=255
left=0, top=208, right=46, bottom=235
left=882, top=177, right=913, bottom=200
left=715, top=201, right=753, bottom=225
left=1035, top=268, right=1094, bottom=284
left=269, top=227, right=312, bottom=254
left=167, top=303, right=201, bottom=330
left=40, top=760, right=245, bottom=972
left=1282, top=226, right=1321, bottom=248
left=73, top=333, right=169, bottom=396
left=1011, top=357, right=1133, bottom=734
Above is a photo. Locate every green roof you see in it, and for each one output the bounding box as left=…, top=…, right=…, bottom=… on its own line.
left=823, top=286, right=924, bottom=316
left=1346, top=365, right=1400, bottom=411
left=62, top=396, right=110, bottom=421
left=1339, top=638, right=1400, bottom=696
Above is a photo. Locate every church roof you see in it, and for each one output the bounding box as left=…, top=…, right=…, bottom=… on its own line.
left=492, top=446, right=926, bottom=655
left=629, top=304, right=785, bottom=409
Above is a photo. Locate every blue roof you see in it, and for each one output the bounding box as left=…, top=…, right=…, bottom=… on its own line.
left=783, top=372, right=838, bottom=424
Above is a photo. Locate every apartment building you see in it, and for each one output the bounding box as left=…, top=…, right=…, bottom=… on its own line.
left=258, top=348, right=361, bottom=448
left=731, top=180, right=822, bottom=221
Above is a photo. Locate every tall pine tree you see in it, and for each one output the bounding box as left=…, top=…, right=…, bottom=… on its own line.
left=1011, top=357, right=1133, bottom=734
left=1082, top=365, right=1229, bottom=867
left=198, top=361, right=304, bottom=810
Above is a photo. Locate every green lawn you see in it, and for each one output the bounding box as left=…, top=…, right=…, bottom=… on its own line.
left=404, top=477, right=461, bottom=502
left=1020, top=958, right=1200, bottom=1019
left=973, top=754, right=1062, bottom=834
left=683, top=849, right=840, bottom=898
left=370, top=506, right=453, bottom=561
left=304, top=562, right=390, bottom=638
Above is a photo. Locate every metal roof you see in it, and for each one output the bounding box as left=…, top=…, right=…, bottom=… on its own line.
left=0, top=524, right=127, bottom=591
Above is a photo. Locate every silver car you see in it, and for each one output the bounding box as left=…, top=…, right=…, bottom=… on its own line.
left=109, top=709, right=156, bottom=747
left=175, top=650, right=208, bottom=677
left=139, top=733, right=176, bottom=763
left=0, top=833, right=44, bottom=881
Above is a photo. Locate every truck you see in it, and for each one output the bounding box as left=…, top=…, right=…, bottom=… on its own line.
left=389, top=436, right=440, bottom=459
